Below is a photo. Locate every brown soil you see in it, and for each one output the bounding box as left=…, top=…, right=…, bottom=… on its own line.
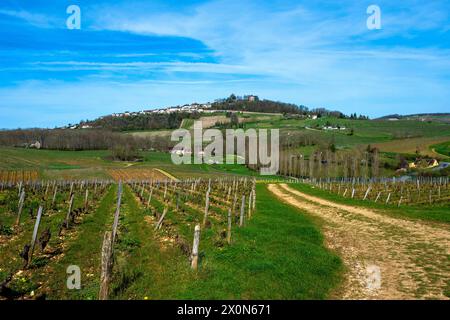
left=268, top=183, right=450, bottom=300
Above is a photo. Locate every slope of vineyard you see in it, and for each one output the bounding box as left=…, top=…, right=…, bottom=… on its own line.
left=0, top=179, right=342, bottom=299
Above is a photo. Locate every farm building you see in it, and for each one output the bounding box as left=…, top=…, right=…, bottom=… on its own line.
left=409, top=158, right=439, bottom=169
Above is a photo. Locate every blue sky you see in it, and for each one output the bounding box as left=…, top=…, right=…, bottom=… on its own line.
left=0, top=0, right=449, bottom=128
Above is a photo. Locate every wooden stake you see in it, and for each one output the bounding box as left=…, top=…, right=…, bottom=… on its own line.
left=155, top=206, right=168, bottom=230
left=52, top=185, right=58, bottom=207
left=248, top=191, right=252, bottom=219
left=84, top=188, right=89, bottom=210
left=69, top=182, right=74, bottom=200
left=29, top=206, right=43, bottom=264
left=112, top=182, right=123, bottom=243
left=239, top=195, right=245, bottom=227
left=147, top=188, right=153, bottom=207
left=227, top=209, right=232, bottom=244
left=191, top=224, right=201, bottom=270
left=163, top=182, right=167, bottom=200
left=375, top=192, right=381, bottom=203
left=202, top=191, right=210, bottom=227
left=16, top=190, right=25, bottom=225
left=363, top=187, right=371, bottom=200
left=99, top=231, right=113, bottom=300
left=65, top=193, right=74, bottom=228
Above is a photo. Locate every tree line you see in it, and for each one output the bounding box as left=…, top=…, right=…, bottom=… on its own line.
left=0, top=129, right=174, bottom=155
left=82, top=111, right=200, bottom=132
left=212, top=94, right=368, bottom=119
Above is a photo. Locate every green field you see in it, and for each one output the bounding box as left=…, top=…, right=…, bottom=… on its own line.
left=0, top=147, right=274, bottom=180
left=432, top=141, right=450, bottom=157
left=0, top=182, right=342, bottom=299
left=106, top=184, right=342, bottom=299
left=1, top=115, right=449, bottom=300
left=287, top=183, right=450, bottom=224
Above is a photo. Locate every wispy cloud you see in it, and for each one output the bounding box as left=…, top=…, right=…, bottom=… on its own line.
left=0, top=9, right=56, bottom=28
left=0, top=0, right=449, bottom=128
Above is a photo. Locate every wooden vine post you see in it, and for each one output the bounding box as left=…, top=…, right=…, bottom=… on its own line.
left=112, top=181, right=123, bottom=242
left=65, top=193, right=74, bottom=228
left=84, top=188, right=89, bottom=210
left=17, top=181, right=22, bottom=197
left=16, top=190, right=25, bottom=225
left=227, top=209, right=232, bottom=244
left=99, top=181, right=122, bottom=300
left=191, top=224, right=201, bottom=270
left=29, top=206, right=43, bottom=264
left=52, top=185, right=58, bottom=207
left=69, top=182, right=74, bottom=201
left=375, top=192, right=381, bottom=203
left=99, top=231, right=113, bottom=300
left=155, top=206, right=168, bottom=230
left=252, top=186, right=256, bottom=211
left=248, top=191, right=252, bottom=219
left=363, top=186, right=371, bottom=200
left=202, top=190, right=210, bottom=226
left=239, top=195, right=245, bottom=227
left=147, top=187, right=153, bottom=207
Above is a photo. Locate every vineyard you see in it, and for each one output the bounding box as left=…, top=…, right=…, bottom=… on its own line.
left=304, top=176, right=450, bottom=206
left=0, top=171, right=39, bottom=184
left=107, top=169, right=169, bottom=182
left=0, top=176, right=256, bottom=300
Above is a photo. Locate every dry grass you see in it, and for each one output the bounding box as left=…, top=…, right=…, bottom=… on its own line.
left=107, top=168, right=168, bottom=181
left=373, top=136, right=450, bottom=157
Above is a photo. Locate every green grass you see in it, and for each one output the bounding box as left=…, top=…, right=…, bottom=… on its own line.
left=2, top=114, right=450, bottom=180
left=180, top=118, right=195, bottom=129
left=287, top=183, right=450, bottom=224
left=242, top=116, right=450, bottom=149
left=0, top=147, right=111, bottom=170
left=179, top=184, right=343, bottom=299
left=0, top=147, right=275, bottom=180
left=40, top=185, right=117, bottom=299
left=432, top=141, right=450, bottom=157
left=113, top=184, right=342, bottom=299
left=0, top=184, right=111, bottom=299
left=109, top=185, right=193, bottom=299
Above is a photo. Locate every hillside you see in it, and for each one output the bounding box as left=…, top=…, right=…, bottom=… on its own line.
left=376, top=113, right=450, bottom=123
left=66, top=94, right=355, bottom=132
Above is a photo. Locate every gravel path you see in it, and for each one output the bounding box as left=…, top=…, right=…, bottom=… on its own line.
left=268, top=183, right=450, bottom=300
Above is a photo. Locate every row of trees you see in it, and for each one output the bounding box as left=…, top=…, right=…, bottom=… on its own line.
left=277, top=147, right=381, bottom=179
left=212, top=97, right=309, bottom=115
left=0, top=129, right=174, bottom=153
left=82, top=111, right=201, bottom=132
left=212, top=95, right=369, bottom=119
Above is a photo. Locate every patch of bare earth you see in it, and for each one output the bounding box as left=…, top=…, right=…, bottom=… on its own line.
left=268, top=183, right=450, bottom=300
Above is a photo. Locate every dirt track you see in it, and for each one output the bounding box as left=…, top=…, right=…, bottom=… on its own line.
left=268, top=183, right=450, bottom=300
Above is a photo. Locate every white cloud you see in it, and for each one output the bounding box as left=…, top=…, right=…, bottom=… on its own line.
left=0, top=9, right=57, bottom=28
left=90, top=0, right=450, bottom=82
left=2, top=0, right=450, bottom=126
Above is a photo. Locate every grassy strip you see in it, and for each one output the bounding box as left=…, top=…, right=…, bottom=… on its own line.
left=112, top=184, right=342, bottom=299
left=431, top=140, right=450, bottom=157
left=287, top=183, right=450, bottom=224
left=0, top=187, right=78, bottom=279
left=111, top=185, right=192, bottom=299
left=175, top=184, right=342, bottom=299
left=41, top=185, right=117, bottom=299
